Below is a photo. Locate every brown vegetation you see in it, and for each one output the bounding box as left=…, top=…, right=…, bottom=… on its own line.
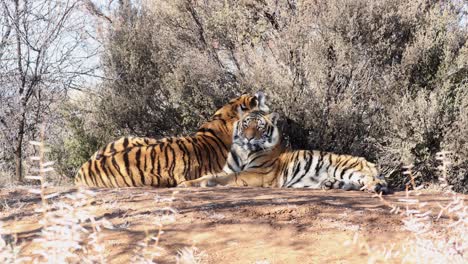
left=1, top=0, right=466, bottom=191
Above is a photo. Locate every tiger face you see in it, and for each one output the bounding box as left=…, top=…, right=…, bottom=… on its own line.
left=233, top=111, right=280, bottom=151
left=370, top=175, right=390, bottom=194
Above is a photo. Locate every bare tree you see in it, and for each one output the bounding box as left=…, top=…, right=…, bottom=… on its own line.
left=0, top=0, right=99, bottom=182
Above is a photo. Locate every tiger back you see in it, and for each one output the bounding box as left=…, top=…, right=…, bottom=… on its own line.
left=91, top=136, right=160, bottom=160
left=75, top=92, right=269, bottom=188
left=179, top=111, right=390, bottom=194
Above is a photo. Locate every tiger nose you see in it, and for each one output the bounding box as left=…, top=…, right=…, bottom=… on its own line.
left=245, top=131, right=255, bottom=140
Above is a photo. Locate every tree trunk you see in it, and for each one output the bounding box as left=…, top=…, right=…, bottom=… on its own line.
left=15, top=112, right=26, bottom=182
left=13, top=0, right=25, bottom=182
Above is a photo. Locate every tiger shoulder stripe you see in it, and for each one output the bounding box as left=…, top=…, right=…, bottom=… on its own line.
left=179, top=110, right=390, bottom=194
left=74, top=92, right=269, bottom=188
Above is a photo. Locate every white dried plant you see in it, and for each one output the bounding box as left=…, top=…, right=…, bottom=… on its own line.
left=176, top=246, right=206, bottom=264
left=131, top=191, right=179, bottom=263
left=356, top=164, right=468, bottom=263
left=26, top=131, right=110, bottom=263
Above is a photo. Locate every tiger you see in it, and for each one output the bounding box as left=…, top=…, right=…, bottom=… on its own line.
left=178, top=110, right=391, bottom=194
left=74, top=92, right=269, bottom=188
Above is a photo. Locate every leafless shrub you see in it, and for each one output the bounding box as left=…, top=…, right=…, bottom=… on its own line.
left=0, top=0, right=101, bottom=183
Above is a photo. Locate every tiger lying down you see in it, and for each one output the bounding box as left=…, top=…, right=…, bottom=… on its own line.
left=75, top=92, right=269, bottom=188
left=179, top=110, right=391, bottom=194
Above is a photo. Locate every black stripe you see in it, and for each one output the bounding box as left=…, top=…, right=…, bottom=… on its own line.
left=190, top=138, right=202, bottom=179
left=288, top=156, right=312, bottom=187
left=197, top=128, right=229, bottom=151
left=180, top=140, right=192, bottom=180
left=156, top=143, right=162, bottom=177
left=292, top=154, right=302, bottom=176
left=135, top=148, right=146, bottom=186
left=314, top=152, right=324, bottom=177
left=150, top=145, right=156, bottom=174
left=230, top=150, right=241, bottom=167
left=202, top=134, right=228, bottom=161
left=226, top=160, right=237, bottom=172
left=163, top=143, right=169, bottom=175
left=248, top=158, right=278, bottom=169
left=249, top=152, right=268, bottom=164
left=193, top=137, right=209, bottom=174
left=123, top=137, right=129, bottom=148
left=88, top=161, right=97, bottom=186
left=123, top=150, right=136, bottom=186
left=303, top=152, right=313, bottom=176
left=109, top=142, right=116, bottom=155
left=102, top=156, right=119, bottom=187
left=279, top=159, right=290, bottom=187
left=143, top=147, right=148, bottom=173
left=339, top=167, right=352, bottom=180
left=97, top=156, right=113, bottom=187
left=330, top=157, right=340, bottom=180
left=198, top=138, right=216, bottom=173
left=111, top=155, right=130, bottom=187
left=93, top=159, right=107, bottom=187
left=168, top=144, right=177, bottom=186
left=285, top=152, right=302, bottom=187
left=348, top=159, right=361, bottom=169
left=176, top=140, right=188, bottom=180
left=149, top=145, right=158, bottom=186
left=82, top=164, right=92, bottom=186
left=265, top=125, right=274, bottom=143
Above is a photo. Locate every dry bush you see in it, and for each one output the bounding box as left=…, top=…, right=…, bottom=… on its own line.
left=56, top=0, right=467, bottom=191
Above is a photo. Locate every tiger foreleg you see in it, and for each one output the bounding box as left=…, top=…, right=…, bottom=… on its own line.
left=177, top=174, right=219, bottom=188
left=179, top=171, right=268, bottom=187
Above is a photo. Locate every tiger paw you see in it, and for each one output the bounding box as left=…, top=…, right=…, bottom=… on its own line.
left=177, top=181, right=197, bottom=188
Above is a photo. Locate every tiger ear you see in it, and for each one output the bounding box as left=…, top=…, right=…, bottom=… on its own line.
left=268, top=112, right=280, bottom=125
left=253, top=91, right=269, bottom=112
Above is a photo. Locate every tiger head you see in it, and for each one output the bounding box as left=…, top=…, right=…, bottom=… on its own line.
left=359, top=164, right=392, bottom=194
left=233, top=110, right=281, bottom=152
left=370, top=175, right=391, bottom=195
left=213, top=91, right=269, bottom=120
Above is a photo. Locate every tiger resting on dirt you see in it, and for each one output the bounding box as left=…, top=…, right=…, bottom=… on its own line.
left=178, top=110, right=391, bottom=194
left=75, top=92, right=269, bottom=188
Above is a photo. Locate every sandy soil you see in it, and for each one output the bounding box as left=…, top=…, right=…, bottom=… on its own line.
left=0, top=187, right=463, bottom=263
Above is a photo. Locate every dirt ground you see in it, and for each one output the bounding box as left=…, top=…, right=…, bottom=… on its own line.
left=0, top=187, right=463, bottom=263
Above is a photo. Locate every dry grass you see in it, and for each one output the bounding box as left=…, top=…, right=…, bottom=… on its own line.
left=0, top=128, right=180, bottom=263
left=347, top=161, right=467, bottom=263
left=176, top=246, right=206, bottom=264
